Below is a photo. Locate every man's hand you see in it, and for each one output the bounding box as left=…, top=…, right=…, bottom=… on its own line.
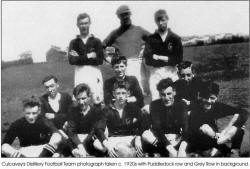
left=87, top=52, right=97, bottom=59
left=45, top=113, right=55, bottom=120
left=72, top=144, right=87, bottom=157
left=141, top=105, right=150, bottom=115
left=166, top=145, right=178, bottom=157
left=127, top=96, right=137, bottom=103
left=103, top=140, right=118, bottom=157
left=134, top=136, right=143, bottom=157
left=69, top=50, right=79, bottom=57
left=153, top=54, right=169, bottom=63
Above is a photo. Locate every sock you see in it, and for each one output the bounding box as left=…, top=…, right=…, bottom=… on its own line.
left=39, top=144, right=56, bottom=157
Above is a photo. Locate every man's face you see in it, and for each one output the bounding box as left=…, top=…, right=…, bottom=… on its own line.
left=118, top=12, right=131, bottom=26
left=43, top=79, right=59, bottom=98
left=24, top=106, right=40, bottom=124
left=156, top=16, right=168, bottom=32
left=76, top=91, right=90, bottom=111
left=113, top=88, right=128, bottom=105
left=113, top=62, right=126, bottom=78
left=179, top=67, right=194, bottom=83
left=200, top=94, right=218, bottom=111
left=77, top=17, right=90, bottom=35
left=159, top=86, right=176, bottom=107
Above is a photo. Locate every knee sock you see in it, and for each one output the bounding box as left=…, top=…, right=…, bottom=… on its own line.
left=39, top=144, right=56, bottom=157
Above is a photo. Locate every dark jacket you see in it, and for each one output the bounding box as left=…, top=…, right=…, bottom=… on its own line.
left=68, top=35, right=104, bottom=66
left=143, top=29, right=183, bottom=67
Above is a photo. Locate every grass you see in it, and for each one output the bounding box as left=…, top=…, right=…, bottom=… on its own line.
left=1, top=42, right=249, bottom=155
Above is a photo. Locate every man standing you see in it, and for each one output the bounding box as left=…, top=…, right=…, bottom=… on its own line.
left=103, top=5, right=150, bottom=95
left=143, top=9, right=183, bottom=101
left=68, top=13, right=104, bottom=105
left=104, top=56, right=144, bottom=108
left=40, top=75, right=72, bottom=129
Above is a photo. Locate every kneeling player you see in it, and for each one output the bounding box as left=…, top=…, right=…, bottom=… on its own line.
left=93, top=82, right=145, bottom=157
left=183, top=81, right=249, bottom=157
left=1, top=96, right=57, bottom=157
left=141, top=78, right=189, bottom=157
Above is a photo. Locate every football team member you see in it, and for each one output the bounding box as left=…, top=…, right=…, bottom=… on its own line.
left=103, top=5, right=150, bottom=95
left=174, top=61, right=203, bottom=106
left=93, top=82, right=145, bottom=157
left=65, top=83, right=104, bottom=157
left=104, top=56, right=144, bottom=108
left=141, top=78, right=188, bottom=157
left=40, top=75, right=72, bottom=129
left=68, top=13, right=104, bottom=105
left=1, top=96, right=56, bottom=157
left=182, top=81, right=249, bottom=157
left=143, top=9, right=183, bottom=101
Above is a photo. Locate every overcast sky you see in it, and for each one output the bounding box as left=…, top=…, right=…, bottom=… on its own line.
left=2, top=1, right=249, bottom=62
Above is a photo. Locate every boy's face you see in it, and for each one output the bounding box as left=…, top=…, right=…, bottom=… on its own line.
left=159, top=86, right=176, bottom=107
left=77, top=17, right=90, bottom=35
left=24, top=106, right=40, bottom=124
left=76, top=91, right=90, bottom=111
left=113, top=88, right=128, bottom=105
left=179, top=67, right=194, bottom=83
left=200, top=94, right=218, bottom=110
left=113, top=62, right=126, bottom=78
left=43, top=78, right=59, bottom=98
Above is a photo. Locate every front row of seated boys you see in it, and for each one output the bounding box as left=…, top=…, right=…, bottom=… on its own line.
left=1, top=60, right=249, bottom=157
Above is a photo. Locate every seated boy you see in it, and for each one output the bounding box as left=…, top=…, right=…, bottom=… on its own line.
left=104, top=56, right=144, bottom=108
left=141, top=78, right=189, bottom=157
left=181, top=81, right=249, bottom=157
left=94, top=82, right=145, bottom=157
left=1, top=96, right=56, bottom=157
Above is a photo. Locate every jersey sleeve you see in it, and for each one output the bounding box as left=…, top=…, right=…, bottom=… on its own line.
left=2, top=122, right=19, bottom=145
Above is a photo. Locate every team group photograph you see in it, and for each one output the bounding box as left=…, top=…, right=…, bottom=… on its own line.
left=1, top=1, right=249, bottom=158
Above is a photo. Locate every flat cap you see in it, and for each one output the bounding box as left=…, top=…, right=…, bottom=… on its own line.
left=116, top=5, right=131, bottom=15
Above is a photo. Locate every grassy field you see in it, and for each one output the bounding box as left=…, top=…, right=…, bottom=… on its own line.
left=1, top=42, right=249, bottom=155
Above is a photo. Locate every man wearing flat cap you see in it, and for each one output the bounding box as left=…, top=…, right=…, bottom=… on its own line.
left=103, top=5, right=151, bottom=96
left=143, top=9, right=183, bottom=101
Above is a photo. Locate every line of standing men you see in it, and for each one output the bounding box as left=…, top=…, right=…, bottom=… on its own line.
left=1, top=5, right=249, bottom=158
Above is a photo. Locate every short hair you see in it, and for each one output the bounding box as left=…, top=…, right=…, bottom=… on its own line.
left=73, top=83, right=91, bottom=97
left=42, top=75, right=58, bottom=84
left=157, top=78, right=174, bottom=92
left=154, top=9, right=169, bottom=22
left=199, top=81, right=220, bottom=98
left=177, top=61, right=195, bottom=73
left=111, top=56, right=127, bottom=67
left=112, top=81, right=130, bottom=92
left=22, top=96, right=41, bottom=109
left=77, top=13, right=91, bottom=24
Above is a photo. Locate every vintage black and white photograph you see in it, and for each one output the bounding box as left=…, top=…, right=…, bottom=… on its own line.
left=1, top=1, right=249, bottom=158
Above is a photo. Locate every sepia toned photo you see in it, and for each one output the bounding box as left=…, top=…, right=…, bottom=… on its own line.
left=1, top=1, right=249, bottom=158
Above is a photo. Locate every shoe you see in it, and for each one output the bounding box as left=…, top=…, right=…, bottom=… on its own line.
left=230, top=149, right=240, bottom=157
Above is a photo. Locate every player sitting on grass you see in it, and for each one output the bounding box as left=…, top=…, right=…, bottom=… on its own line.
left=1, top=96, right=58, bottom=157
left=181, top=81, right=249, bottom=157
left=93, top=82, right=146, bottom=157
left=141, top=78, right=189, bottom=157
left=104, top=56, right=144, bottom=108
left=174, top=61, right=203, bottom=106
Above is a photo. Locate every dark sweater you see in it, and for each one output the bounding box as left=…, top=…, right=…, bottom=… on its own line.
left=68, top=35, right=104, bottom=66
left=40, top=92, right=72, bottom=129
left=149, top=99, right=188, bottom=147
left=104, top=75, right=144, bottom=108
left=143, top=28, right=183, bottom=67
left=2, top=116, right=52, bottom=147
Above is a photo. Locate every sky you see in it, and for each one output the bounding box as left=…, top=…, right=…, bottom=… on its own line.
left=2, top=1, right=249, bottom=62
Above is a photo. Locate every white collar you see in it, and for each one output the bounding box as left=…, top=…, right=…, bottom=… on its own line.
left=81, top=106, right=91, bottom=116
left=48, top=93, right=61, bottom=102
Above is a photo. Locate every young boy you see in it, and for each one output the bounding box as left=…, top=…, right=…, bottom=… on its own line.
left=2, top=96, right=54, bottom=157
left=182, top=81, right=249, bottom=157
left=104, top=56, right=144, bottom=108
left=94, top=82, right=145, bottom=157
